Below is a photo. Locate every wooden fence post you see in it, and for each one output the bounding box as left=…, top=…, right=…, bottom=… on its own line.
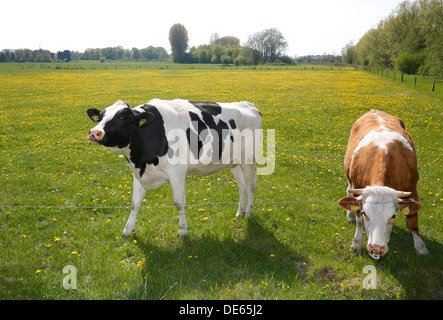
left=432, top=80, right=436, bottom=92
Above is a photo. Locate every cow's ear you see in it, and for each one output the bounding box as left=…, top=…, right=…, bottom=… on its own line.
left=135, top=112, right=155, bottom=127
left=338, top=197, right=361, bottom=211
left=397, top=199, right=421, bottom=215
left=87, top=108, right=101, bottom=122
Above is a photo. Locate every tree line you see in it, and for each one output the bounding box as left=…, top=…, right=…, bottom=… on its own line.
left=2, top=22, right=291, bottom=66
left=0, top=46, right=170, bottom=63
left=342, top=0, right=442, bottom=78
left=1, top=23, right=291, bottom=66
left=169, top=24, right=292, bottom=65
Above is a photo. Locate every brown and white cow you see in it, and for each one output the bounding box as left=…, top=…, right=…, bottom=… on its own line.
left=338, top=109, right=429, bottom=259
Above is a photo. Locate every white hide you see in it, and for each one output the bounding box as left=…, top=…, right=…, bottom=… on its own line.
left=359, top=186, right=398, bottom=258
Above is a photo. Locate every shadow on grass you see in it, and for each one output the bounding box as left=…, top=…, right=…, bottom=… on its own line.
left=126, top=217, right=308, bottom=300
left=357, top=224, right=443, bottom=300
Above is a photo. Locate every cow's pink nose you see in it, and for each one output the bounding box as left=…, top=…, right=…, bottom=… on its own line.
left=89, top=129, right=103, bottom=141
left=369, top=244, right=386, bottom=257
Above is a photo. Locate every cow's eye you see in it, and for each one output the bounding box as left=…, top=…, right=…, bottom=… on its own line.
left=391, top=214, right=397, bottom=219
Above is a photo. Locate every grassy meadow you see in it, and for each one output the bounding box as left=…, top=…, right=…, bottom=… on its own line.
left=0, top=62, right=441, bottom=300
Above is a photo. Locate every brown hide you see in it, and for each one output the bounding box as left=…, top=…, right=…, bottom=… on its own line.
left=344, top=109, right=419, bottom=202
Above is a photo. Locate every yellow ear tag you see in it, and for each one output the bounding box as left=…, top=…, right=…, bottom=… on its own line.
left=139, top=119, right=147, bottom=127
left=351, top=204, right=359, bottom=211
left=92, top=115, right=99, bottom=122
left=402, top=206, right=410, bottom=215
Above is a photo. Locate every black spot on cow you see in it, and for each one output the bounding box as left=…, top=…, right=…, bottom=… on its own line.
left=228, top=119, right=237, bottom=143
left=186, top=112, right=205, bottom=159
left=186, top=103, right=229, bottom=163
left=189, top=101, right=222, bottom=116
left=128, top=104, right=169, bottom=177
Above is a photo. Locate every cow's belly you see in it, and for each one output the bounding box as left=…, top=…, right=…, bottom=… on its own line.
left=187, top=163, right=235, bottom=175
left=136, top=164, right=169, bottom=190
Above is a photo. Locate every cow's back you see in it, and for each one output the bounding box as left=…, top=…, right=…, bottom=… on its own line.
left=344, top=109, right=418, bottom=197
left=143, top=99, right=261, bottom=129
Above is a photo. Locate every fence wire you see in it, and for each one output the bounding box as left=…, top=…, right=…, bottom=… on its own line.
left=0, top=198, right=440, bottom=211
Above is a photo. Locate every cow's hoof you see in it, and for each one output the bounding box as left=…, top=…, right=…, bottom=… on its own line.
left=244, top=212, right=253, bottom=219
left=122, top=233, right=133, bottom=240
left=235, top=212, right=245, bottom=218
left=176, top=230, right=188, bottom=238
left=350, top=245, right=361, bottom=255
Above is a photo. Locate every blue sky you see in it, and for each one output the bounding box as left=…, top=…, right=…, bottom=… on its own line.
left=2, top=0, right=405, bottom=57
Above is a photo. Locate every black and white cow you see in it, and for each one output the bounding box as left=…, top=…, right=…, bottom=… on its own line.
left=87, top=99, right=262, bottom=237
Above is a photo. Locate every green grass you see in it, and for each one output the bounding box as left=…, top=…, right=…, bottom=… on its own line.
left=0, top=62, right=441, bottom=300
left=359, top=66, right=443, bottom=101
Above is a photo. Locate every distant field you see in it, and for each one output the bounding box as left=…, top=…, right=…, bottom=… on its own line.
left=0, top=63, right=441, bottom=300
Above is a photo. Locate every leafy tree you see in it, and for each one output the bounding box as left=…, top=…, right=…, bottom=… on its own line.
left=57, top=50, right=71, bottom=62
left=246, top=28, right=287, bottom=64
left=221, top=55, right=231, bottom=65
left=396, top=53, right=424, bottom=74
left=131, top=48, right=141, bottom=61
left=34, top=50, right=52, bottom=62
left=209, top=45, right=224, bottom=63
left=169, top=23, right=189, bottom=63
left=342, top=41, right=357, bottom=64
left=353, top=0, right=442, bottom=77
left=234, top=55, right=245, bottom=66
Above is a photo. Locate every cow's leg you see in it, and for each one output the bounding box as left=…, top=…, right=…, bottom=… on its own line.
left=169, top=170, right=188, bottom=237
left=231, top=165, right=247, bottom=218
left=346, top=180, right=356, bottom=224
left=350, top=214, right=364, bottom=254
left=240, top=163, right=257, bottom=219
left=123, top=174, right=146, bottom=238
left=405, top=214, right=429, bottom=256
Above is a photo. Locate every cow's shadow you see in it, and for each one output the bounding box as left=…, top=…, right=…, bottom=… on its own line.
left=129, top=217, right=307, bottom=299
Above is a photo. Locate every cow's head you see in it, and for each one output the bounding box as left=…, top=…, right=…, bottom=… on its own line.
left=339, top=186, right=420, bottom=259
left=87, top=101, right=155, bottom=151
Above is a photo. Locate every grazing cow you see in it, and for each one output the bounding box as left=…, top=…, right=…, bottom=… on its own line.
left=87, top=99, right=262, bottom=237
left=338, top=109, right=429, bottom=259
